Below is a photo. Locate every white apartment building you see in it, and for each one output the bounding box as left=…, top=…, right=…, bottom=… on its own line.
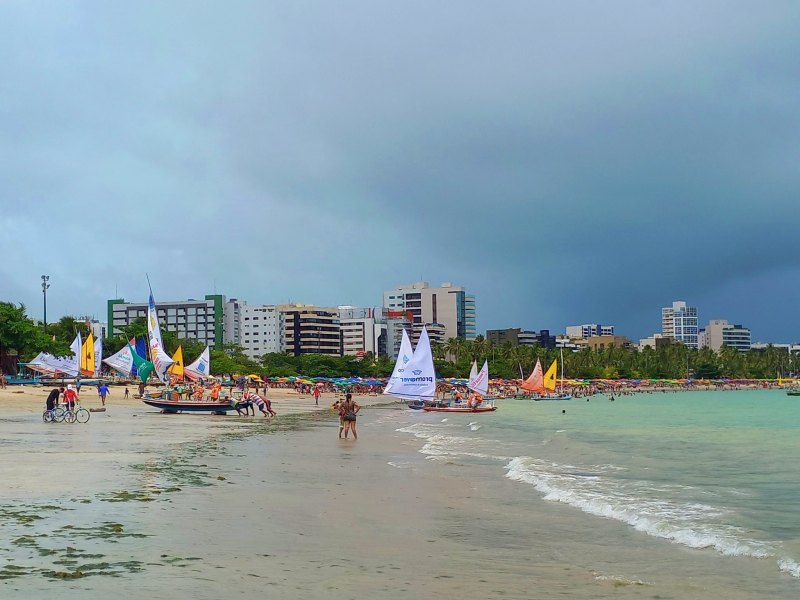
left=239, top=304, right=282, bottom=359
left=661, top=300, right=699, bottom=348
left=383, top=282, right=476, bottom=349
left=565, top=324, right=615, bottom=339
left=338, top=306, right=384, bottom=357
left=698, top=319, right=751, bottom=352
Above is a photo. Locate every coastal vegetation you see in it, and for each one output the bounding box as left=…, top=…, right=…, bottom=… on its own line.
left=1, top=303, right=796, bottom=380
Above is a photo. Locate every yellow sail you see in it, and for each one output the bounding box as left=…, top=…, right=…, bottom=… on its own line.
left=543, top=359, right=558, bottom=391
left=167, top=346, right=185, bottom=379
left=80, top=332, right=95, bottom=376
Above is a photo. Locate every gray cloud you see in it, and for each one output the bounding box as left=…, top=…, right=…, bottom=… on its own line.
left=1, top=1, right=798, bottom=341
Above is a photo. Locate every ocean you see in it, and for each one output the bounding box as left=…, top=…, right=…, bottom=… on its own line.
left=1, top=390, right=798, bottom=598
left=395, top=389, right=800, bottom=596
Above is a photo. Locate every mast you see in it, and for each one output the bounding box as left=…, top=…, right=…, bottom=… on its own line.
left=559, top=347, right=564, bottom=395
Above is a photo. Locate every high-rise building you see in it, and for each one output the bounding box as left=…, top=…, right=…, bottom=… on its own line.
left=565, top=324, right=615, bottom=339
left=239, top=304, right=282, bottom=359
left=107, top=295, right=227, bottom=347
left=383, top=282, right=476, bottom=343
left=661, top=300, right=699, bottom=348
left=279, top=304, right=341, bottom=356
left=338, top=306, right=384, bottom=357
left=698, top=320, right=751, bottom=352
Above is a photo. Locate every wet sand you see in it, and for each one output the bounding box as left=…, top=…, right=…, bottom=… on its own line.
left=1, top=388, right=797, bottom=598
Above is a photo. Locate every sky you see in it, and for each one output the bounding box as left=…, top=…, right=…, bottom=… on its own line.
left=1, top=1, right=799, bottom=342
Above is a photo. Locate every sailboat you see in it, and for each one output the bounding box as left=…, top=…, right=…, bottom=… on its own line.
left=383, top=327, right=437, bottom=405
left=140, top=286, right=234, bottom=414
left=424, top=358, right=496, bottom=412
left=519, top=351, right=571, bottom=401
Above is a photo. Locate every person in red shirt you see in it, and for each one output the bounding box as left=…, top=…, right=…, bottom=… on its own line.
left=63, top=384, right=78, bottom=410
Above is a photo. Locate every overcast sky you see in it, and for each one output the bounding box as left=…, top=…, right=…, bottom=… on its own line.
left=1, top=1, right=798, bottom=341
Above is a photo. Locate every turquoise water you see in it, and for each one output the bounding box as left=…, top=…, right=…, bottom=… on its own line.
left=396, top=389, right=800, bottom=583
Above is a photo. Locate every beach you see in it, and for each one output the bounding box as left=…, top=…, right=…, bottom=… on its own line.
left=1, top=386, right=799, bottom=598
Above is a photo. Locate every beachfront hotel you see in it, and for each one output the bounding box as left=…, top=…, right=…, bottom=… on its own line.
left=661, top=300, right=699, bottom=348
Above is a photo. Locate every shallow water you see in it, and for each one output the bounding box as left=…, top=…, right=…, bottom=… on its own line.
left=1, top=392, right=798, bottom=598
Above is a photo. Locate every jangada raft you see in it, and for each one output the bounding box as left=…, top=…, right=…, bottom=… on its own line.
left=422, top=405, right=497, bottom=413
left=141, top=394, right=236, bottom=414
left=383, top=328, right=497, bottom=414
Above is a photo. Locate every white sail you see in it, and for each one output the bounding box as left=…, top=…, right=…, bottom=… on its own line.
left=468, top=360, right=489, bottom=396
left=70, top=333, right=82, bottom=377
left=469, top=360, right=478, bottom=381
left=383, top=327, right=436, bottom=401
left=103, top=344, right=135, bottom=376
left=147, top=291, right=174, bottom=383
left=185, top=346, right=211, bottom=380
left=94, top=335, right=103, bottom=377
left=26, top=334, right=83, bottom=377
left=383, top=329, right=414, bottom=396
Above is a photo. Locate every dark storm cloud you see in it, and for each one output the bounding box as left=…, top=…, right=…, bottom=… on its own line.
left=1, top=1, right=798, bottom=341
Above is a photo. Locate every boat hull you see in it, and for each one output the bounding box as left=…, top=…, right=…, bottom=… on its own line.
left=422, top=406, right=497, bottom=413
left=142, top=398, right=236, bottom=414
left=787, top=391, right=800, bottom=396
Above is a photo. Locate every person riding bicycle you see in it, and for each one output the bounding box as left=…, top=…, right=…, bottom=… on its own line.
left=63, top=384, right=78, bottom=411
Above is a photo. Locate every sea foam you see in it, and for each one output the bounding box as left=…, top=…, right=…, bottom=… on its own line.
left=505, top=456, right=774, bottom=560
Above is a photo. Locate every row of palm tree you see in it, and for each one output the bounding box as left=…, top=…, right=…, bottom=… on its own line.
left=431, top=336, right=800, bottom=380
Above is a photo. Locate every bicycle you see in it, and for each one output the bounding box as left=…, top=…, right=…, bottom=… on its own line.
left=73, top=405, right=90, bottom=423
left=42, top=405, right=68, bottom=423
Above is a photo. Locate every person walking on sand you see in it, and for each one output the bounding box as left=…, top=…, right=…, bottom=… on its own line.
left=313, top=386, right=321, bottom=406
left=342, top=393, right=361, bottom=440
left=124, top=387, right=129, bottom=399
left=98, top=382, right=110, bottom=406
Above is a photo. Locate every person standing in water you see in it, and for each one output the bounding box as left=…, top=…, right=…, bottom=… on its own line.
left=342, top=393, right=361, bottom=440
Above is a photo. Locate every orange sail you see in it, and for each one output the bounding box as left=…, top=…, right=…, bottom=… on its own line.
left=521, top=358, right=546, bottom=393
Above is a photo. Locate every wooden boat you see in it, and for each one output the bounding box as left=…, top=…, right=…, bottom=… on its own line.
left=423, top=405, right=497, bottom=413
left=141, top=395, right=236, bottom=414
